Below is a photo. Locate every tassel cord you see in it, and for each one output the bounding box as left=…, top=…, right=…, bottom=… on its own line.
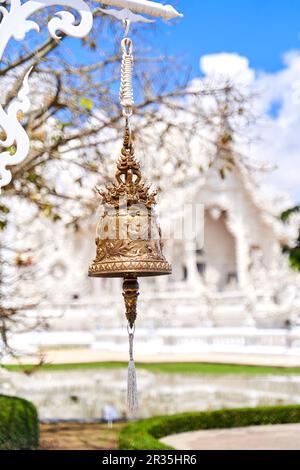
left=127, top=324, right=138, bottom=414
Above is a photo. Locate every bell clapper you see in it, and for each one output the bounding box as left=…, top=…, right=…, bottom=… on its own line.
left=122, top=275, right=139, bottom=328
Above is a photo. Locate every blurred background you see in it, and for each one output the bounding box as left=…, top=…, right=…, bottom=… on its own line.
left=1, top=0, right=300, bottom=450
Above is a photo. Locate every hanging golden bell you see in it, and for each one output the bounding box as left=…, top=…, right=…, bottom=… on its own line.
left=88, top=123, right=171, bottom=327
left=88, top=124, right=171, bottom=281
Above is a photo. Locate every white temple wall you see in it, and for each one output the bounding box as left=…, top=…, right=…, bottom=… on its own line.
left=32, top=164, right=299, bottom=337
left=203, top=211, right=236, bottom=290
left=195, top=168, right=282, bottom=281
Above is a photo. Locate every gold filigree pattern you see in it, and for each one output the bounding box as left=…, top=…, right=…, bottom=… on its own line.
left=88, top=260, right=171, bottom=277
left=94, top=238, right=165, bottom=263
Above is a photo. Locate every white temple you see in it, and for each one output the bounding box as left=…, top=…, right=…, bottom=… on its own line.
left=12, top=155, right=300, bottom=359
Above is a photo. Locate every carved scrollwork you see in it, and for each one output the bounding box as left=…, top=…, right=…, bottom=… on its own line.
left=0, top=0, right=93, bottom=190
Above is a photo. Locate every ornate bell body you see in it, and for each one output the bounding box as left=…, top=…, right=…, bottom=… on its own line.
left=88, top=127, right=171, bottom=280
left=89, top=205, right=171, bottom=278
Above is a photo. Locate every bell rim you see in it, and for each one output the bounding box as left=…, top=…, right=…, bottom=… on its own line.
left=88, top=259, right=172, bottom=278
left=88, top=271, right=171, bottom=278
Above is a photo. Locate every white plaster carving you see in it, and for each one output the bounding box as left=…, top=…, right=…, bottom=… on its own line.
left=0, top=67, right=32, bottom=188
left=100, top=7, right=155, bottom=24
left=100, top=0, right=183, bottom=20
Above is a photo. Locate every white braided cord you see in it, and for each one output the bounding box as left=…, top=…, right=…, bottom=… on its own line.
left=120, top=37, right=134, bottom=113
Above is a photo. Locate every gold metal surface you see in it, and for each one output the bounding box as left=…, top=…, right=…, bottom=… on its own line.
left=122, top=275, right=139, bottom=328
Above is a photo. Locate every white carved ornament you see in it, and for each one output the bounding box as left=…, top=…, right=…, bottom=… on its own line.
left=0, top=0, right=93, bottom=190
left=0, top=0, right=182, bottom=190
left=100, top=0, right=183, bottom=20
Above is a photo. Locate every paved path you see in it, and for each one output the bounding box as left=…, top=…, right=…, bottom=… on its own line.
left=161, top=424, right=300, bottom=450
left=5, top=348, right=300, bottom=367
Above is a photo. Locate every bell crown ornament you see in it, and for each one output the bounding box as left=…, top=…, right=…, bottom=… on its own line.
left=88, top=121, right=172, bottom=279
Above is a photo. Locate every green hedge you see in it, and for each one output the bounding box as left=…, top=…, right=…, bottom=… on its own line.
left=119, top=405, right=300, bottom=450
left=0, top=394, right=39, bottom=450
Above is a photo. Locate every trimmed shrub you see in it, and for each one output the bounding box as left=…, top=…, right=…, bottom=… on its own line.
left=0, top=394, right=39, bottom=449
left=119, top=405, right=300, bottom=450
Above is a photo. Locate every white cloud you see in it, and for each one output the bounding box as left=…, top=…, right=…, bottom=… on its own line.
left=200, top=53, right=255, bottom=85
left=199, top=51, right=300, bottom=204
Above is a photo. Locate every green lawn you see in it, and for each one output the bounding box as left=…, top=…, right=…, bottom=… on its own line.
left=4, top=361, right=300, bottom=375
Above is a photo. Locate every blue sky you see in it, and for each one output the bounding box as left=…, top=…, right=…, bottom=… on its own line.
left=153, top=0, right=300, bottom=76
left=147, top=0, right=300, bottom=203
left=65, top=1, right=300, bottom=202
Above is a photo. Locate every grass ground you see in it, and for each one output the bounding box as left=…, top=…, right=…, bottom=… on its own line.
left=5, top=362, right=300, bottom=449
left=119, top=405, right=300, bottom=450
left=40, top=422, right=124, bottom=450
left=4, top=362, right=300, bottom=375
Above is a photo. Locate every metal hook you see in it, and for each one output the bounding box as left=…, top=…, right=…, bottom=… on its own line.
left=123, top=18, right=131, bottom=38
left=121, top=37, right=133, bottom=55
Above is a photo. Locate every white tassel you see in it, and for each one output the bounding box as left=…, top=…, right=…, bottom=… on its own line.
left=127, top=331, right=138, bottom=414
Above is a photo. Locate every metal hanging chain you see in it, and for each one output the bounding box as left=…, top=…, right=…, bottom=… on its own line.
left=119, top=20, right=134, bottom=116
